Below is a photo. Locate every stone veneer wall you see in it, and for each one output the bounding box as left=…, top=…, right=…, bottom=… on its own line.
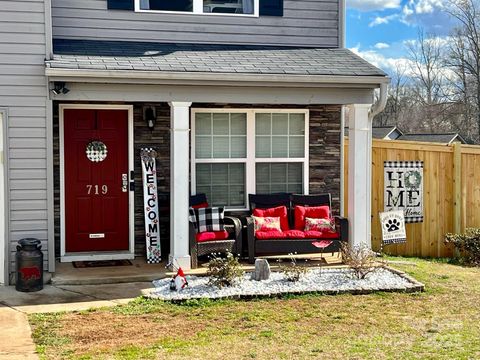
left=53, top=103, right=341, bottom=259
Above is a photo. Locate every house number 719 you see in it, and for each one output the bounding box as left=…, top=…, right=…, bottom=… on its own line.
left=86, top=185, right=108, bottom=195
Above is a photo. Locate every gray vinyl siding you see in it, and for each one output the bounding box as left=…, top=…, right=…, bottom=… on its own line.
left=52, top=0, right=339, bottom=47
left=0, top=0, right=49, bottom=275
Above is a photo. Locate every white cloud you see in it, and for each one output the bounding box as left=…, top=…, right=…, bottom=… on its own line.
left=347, top=0, right=401, bottom=11
left=350, top=45, right=412, bottom=74
left=369, top=14, right=399, bottom=27
left=374, top=42, right=390, bottom=49
left=413, top=0, right=445, bottom=14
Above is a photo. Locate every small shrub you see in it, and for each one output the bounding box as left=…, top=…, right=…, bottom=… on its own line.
left=340, top=243, right=377, bottom=279
left=278, top=253, right=308, bottom=282
left=445, top=228, right=480, bottom=266
left=207, top=251, right=244, bottom=288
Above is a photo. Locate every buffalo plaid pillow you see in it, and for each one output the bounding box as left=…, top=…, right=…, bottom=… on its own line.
left=189, top=207, right=225, bottom=233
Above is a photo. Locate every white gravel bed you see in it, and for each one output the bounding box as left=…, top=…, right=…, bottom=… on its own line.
left=149, top=267, right=423, bottom=301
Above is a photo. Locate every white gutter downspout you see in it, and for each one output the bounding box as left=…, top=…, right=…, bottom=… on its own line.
left=369, top=83, right=388, bottom=121
left=366, top=82, right=388, bottom=246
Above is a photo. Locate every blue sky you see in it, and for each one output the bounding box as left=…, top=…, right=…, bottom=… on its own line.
left=346, top=0, right=456, bottom=72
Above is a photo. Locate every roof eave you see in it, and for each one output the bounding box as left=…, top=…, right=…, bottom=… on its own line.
left=45, top=68, right=390, bottom=88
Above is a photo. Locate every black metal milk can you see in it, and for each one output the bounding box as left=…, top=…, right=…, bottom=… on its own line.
left=15, top=238, right=43, bottom=292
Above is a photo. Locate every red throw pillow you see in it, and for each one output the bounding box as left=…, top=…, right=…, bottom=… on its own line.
left=191, top=202, right=209, bottom=209
left=196, top=230, right=229, bottom=243
left=253, top=206, right=289, bottom=231
left=294, top=205, right=330, bottom=230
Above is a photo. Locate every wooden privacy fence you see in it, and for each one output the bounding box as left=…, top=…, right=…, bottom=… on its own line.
left=344, top=139, right=480, bottom=258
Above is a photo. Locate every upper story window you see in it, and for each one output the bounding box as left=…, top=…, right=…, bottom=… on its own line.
left=137, top=0, right=258, bottom=16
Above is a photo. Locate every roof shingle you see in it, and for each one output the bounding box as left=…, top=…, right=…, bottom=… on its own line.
left=47, top=39, right=387, bottom=77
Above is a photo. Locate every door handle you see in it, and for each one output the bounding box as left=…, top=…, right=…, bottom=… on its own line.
left=122, top=173, right=128, bottom=192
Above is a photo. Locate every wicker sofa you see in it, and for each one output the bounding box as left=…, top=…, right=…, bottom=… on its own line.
left=189, top=194, right=243, bottom=268
left=247, top=193, right=348, bottom=263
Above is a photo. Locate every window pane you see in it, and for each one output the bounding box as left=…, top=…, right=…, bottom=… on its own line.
left=287, top=183, right=303, bottom=194
left=211, top=186, right=229, bottom=206
left=272, top=114, right=288, bottom=135
left=231, top=137, right=246, bottom=158
left=230, top=185, right=245, bottom=206
left=196, top=163, right=245, bottom=207
left=229, top=163, right=245, bottom=183
left=213, top=137, right=229, bottom=158
left=256, top=184, right=270, bottom=194
left=141, top=0, right=193, bottom=11
left=195, top=113, right=211, bottom=135
left=271, top=163, right=287, bottom=183
left=256, top=136, right=271, bottom=158
left=255, top=112, right=306, bottom=159
left=195, top=112, right=247, bottom=160
left=230, top=113, right=246, bottom=135
left=255, top=113, right=271, bottom=135
left=272, top=136, right=288, bottom=158
left=255, top=163, right=270, bottom=184
left=196, top=164, right=211, bottom=184
left=271, top=183, right=287, bottom=193
left=195, top=136, right=212, bottom=159
left=289, top=113, right=305, bottom=135
left=203, top=0, right=254, bottom=14
left=287, top=163, right=303, bottom=183
left=213, top=113, right=229, bottom=135
left=255, top=163, right=303, bottom=195
left=212, top=164, right=228, bottom=183
left=289, top=136, right=305, bottom=157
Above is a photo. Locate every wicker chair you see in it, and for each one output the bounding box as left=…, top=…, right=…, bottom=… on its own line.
left=189, top=194, right=243, bottom=268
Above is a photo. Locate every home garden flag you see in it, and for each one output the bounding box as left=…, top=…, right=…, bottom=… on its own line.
left=141, top=148, right=161, bottom=263
left=384, top=161, right=424, bottom=223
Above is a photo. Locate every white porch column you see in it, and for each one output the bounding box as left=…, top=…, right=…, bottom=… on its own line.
left=169, top=101, right=192, bottom=270
left=348, top=104, right=373, bottom=249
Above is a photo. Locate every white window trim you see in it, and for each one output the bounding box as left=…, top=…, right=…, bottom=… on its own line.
left=191, top=108, right=310, bottom=211
left=135, top=0, right=259, bottom=17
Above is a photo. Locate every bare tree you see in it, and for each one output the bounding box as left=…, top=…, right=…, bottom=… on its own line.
left=406, top=29, right=448, bottom=130
left=446, top=0, right=480, bottom=141
left=374, top=62, right=409, bottom=127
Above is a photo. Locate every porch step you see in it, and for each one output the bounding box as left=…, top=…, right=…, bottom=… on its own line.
left=51, top=258, right=169, bottom=286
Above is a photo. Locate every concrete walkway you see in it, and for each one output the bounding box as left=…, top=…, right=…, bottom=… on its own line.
left=0, top=282, right=155, bottom=359
left=0, top=305, right=38, bottom=360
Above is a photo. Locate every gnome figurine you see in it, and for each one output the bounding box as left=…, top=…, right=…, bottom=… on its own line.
left=171, top=267, right=188, bottom=291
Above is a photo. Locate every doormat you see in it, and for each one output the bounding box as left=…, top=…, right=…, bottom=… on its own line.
left=72, top=260, right=133, bottom=268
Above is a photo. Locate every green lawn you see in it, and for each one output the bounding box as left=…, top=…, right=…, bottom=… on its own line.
left=29, top=257, right=480, bottom=360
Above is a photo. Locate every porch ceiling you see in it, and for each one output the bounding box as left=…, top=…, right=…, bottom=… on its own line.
left=46, top=39, right=388, bottom=87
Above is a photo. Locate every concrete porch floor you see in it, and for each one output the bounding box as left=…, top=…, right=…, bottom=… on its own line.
left=51, top=253, right=344, bottom=286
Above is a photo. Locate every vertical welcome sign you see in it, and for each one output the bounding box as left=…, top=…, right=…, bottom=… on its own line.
left=141, top=148, right=161, bottom=263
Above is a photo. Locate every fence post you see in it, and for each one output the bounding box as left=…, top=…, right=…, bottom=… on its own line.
left=453, top=142, right=462, bottom=234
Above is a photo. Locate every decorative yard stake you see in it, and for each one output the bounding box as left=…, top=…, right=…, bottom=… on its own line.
left=141, top=148, right=161, bottom=264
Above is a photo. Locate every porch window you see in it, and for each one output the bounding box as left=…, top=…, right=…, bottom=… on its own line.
left=192, top=109, right=309, bottom=210
left=137, top=0, right=258, bottom=15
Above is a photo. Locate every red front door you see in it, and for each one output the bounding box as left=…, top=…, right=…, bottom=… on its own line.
left=64, top=109, right=129, bottom=252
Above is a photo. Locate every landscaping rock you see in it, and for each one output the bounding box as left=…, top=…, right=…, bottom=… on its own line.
left=251, top=259, right=271, bottom=281
left=150, top=267, right=424, bottom=301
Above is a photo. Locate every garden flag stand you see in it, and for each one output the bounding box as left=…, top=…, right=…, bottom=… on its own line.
left=141, top=148, right=161, bottom=264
